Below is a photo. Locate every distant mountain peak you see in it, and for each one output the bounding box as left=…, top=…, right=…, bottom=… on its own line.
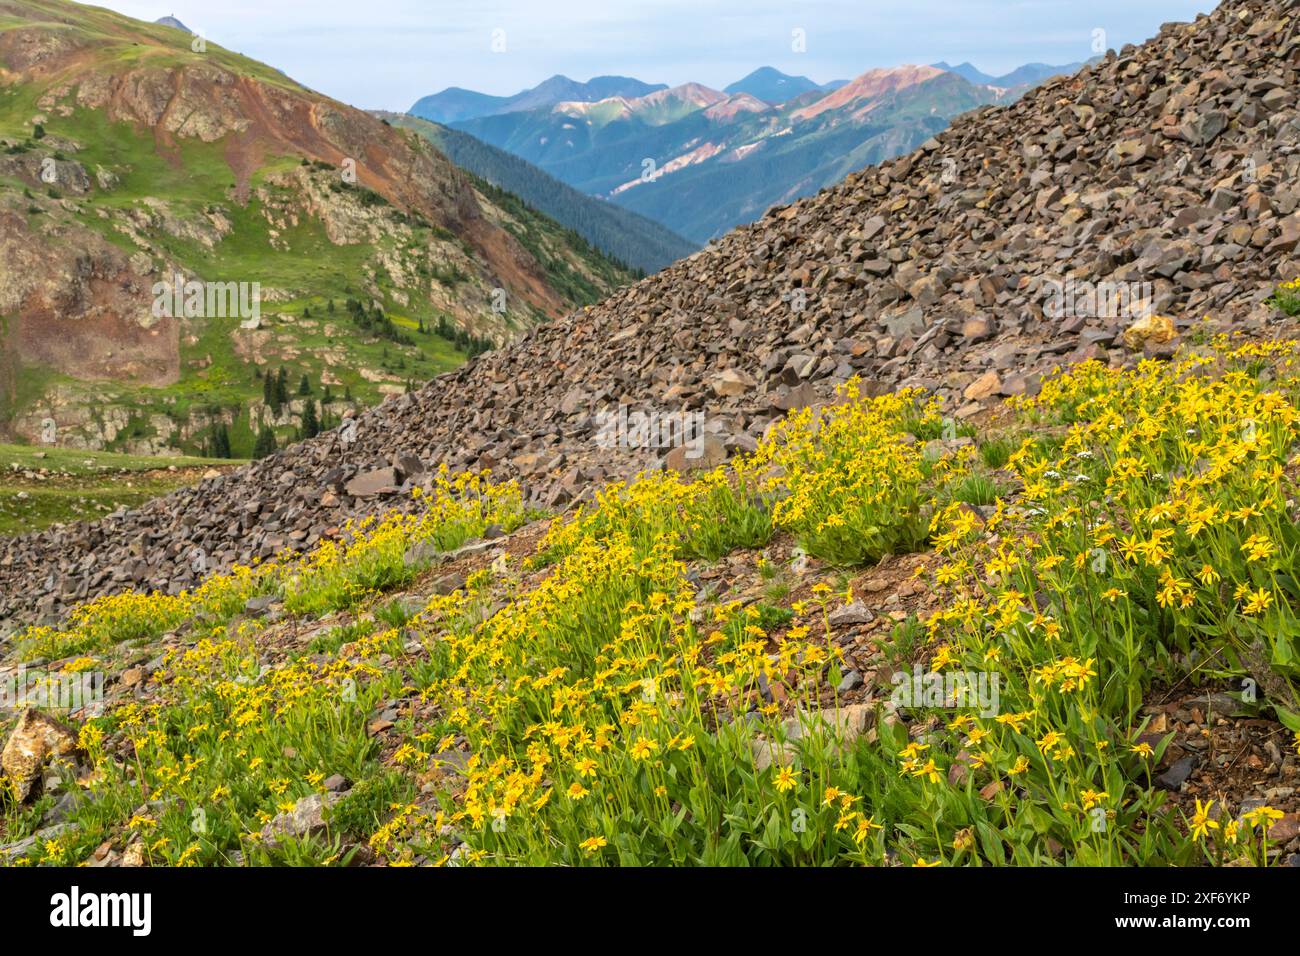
left=411, top=75, right=667, bottom=125
left=792, top=64, right=946, bottom=121
left=725, top=66, right=822, bottom=104
left=531, top=74, right=578, bottom=92
left=154, top=14, right=191, bottom=33
left=931, top=59, right=1089, bottom=88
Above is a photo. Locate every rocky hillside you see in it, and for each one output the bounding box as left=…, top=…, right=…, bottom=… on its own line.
left=1, top=0, right=1299, bottom=626
left=0, top=0, right=633, bottom=456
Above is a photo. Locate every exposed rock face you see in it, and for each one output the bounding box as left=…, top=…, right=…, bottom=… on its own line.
left=1, top=709, right=79, bottom=802
left=259, top=791, right=342, bottom=849
left=3, top=0, right=1300, bottom=623
left=0, top=203, right=173, bottom=388
left=0, top=0, right=561, bottom=316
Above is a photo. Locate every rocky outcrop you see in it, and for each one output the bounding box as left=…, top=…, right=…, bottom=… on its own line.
left=2, top=0, right=1300, bottom=623
left=1, top=709, right=79, bottom=802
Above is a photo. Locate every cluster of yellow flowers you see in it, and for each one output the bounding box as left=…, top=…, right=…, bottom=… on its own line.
left=31, top=618, right=397, bottom=866
left=6, top=471, right=527, bottom=866
left=285, top=467, right=525, bottom=616
left=914, top=343, right=1300, bottom=864
left=18, top=563, right=279, bottom=662
left=16, top=467, right=526, bottom=660
left=9, top=337, right=1300, bottom=867
left=405, top=345, right=1297, bottom=866
left=407, top=530, right=886, bottom=865
left=758, top=383, right=941, bottom=564
left=1269, top=278, right=1300, bottom=317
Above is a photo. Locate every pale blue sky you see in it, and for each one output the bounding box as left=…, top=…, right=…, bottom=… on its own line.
left=94, top=0, right=1217, bottom=110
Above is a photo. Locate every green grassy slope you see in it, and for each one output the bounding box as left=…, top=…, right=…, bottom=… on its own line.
left=0, top=443, right=244, bottom=534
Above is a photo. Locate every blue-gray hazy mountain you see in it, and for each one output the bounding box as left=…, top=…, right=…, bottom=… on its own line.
left=724, top=67, right=823, bottom=103
left=931, top=61, right=996, bottom=84
left=380, top=112, right=698, bottom=273
left=931, top=60, right=1089, bottom=88
left=410, top=74, right=667, bottom=125
left=993, top=61, right=1090, bottom=87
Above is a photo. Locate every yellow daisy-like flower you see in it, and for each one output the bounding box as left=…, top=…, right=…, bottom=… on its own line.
left=629, top=738, right=658, bottom=761
left=1241, top=805, right=1283, bottom=829
left=1079, top=788, right=1109, bottom=811
left=774, top=765, right=798, bottom=793
left=1036, top=730, right=1064, bottom=754
left=1241, top=586, right=1273, bottom=616
left=911, top=759, right=944, bottom=785
left=854, top=815, right=882, bottom=846
left=1189, top=799, right=1220, bottom=841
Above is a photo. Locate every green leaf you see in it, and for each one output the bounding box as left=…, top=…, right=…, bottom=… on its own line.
left=1274, top=704, right=1300, bottom=733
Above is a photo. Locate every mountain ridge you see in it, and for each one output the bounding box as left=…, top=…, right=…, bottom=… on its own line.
left=931, top=59, right=1090, bottom=87
left=0, top=0, right=633, bottom=458
left=454, top=63, right=1014, bottom=242
left=410, top=74, right=667, bottom=125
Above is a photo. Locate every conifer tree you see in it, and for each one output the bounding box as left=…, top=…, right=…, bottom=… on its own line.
left=301, top=399, right=320, bottom=439
left=275, top=367, right=290, bottom=407
left=252, top=426, right=277, bottom=459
